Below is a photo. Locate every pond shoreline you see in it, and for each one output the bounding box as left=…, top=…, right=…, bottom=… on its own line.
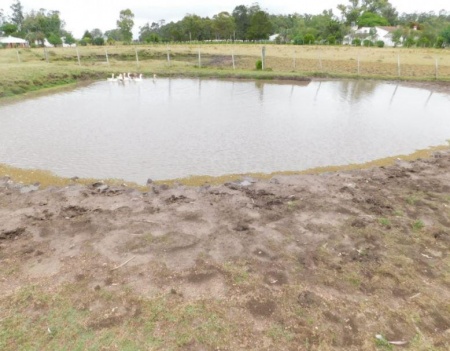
left=1, top=66, right=449, bottom=101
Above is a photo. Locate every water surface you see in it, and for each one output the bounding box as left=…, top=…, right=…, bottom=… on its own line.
left=0, top=78, right=449, bottom=183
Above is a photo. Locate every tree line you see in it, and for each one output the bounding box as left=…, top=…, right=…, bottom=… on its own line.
left=1, top=0, right=450, bottom=48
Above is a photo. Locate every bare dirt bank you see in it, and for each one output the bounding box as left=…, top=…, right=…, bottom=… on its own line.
left=1, top=150, right=450, bottom=350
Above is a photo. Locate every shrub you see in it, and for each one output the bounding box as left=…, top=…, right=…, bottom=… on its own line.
left=404, top=37, right=416, bottom=47
left=352, top=38, right=361, bottom=46
left=417, top=37, right=430, bottom=47
left=293, top=36, right=304, bottom=45
left=255, top=60, right=262, bottom=70
left=92, top=37, right=105, bottom=46
left=435, top=36, right=444, bottom=48
left=376, top=40, right=385, bottom=47
left=363, top=39, right=374, bottom=47
left=327, top=35, right=336, bottom=45
left=304, top=34, right=315, bottom=45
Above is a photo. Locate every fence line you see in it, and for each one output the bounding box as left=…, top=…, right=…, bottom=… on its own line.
left=1, top=45, right=449, bottom=80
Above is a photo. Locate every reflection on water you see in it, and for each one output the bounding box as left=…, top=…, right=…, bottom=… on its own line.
left=0, top=79, right=449, bottom=184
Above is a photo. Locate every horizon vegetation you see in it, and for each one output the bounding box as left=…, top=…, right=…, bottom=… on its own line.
left=0, top=1, right=450, bottom=48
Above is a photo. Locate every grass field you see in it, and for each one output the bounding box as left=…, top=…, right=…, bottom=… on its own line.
left=0, top=44, right=450, bottom=98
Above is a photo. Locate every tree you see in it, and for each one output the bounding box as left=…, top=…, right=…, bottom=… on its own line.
left=90, top=28, right=103, bottom=39
left=0, top=9, right=5, bottom=26
left=63, top=32, right=76, bottom=45
left=181, top=14, right=203, bottom=41
left=247, top=10, right=273, bottom=40
left=338, top=0, right=398, bottom=25
left=357, top=12, right=389, bottom=27
left=21, top=9, right=65, bottom=45
left=47, top=32, right=62, bottom=46
left=139, top=22, right=161, bottom=43
left=10, top=0, right=24, bottom=31
left=1, top=22, right=18, bottom=35
left=232, top=5, right=250, bottom=40
left=338, top=0, right=363, bottom=25
left=391, top=28, right=403, bottom=46
left=212, top=12, right=235, bottom=40
left=105, top=29, right=122, bottom=42
left=82, top=30, right=92, bottom=40
left=92, top=37, right=105, bottom=45
left=117, top=9, right=134, bottom=42
left=441, top=25, right=450, bottom=45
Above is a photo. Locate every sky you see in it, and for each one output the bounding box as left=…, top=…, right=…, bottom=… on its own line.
left=4, top=0, right=450, bottom=38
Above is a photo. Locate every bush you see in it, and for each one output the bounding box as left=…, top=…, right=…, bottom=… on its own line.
left=255, top=60, right=262, bottom=70
left=376, top=40, right=385, bottom=48
left=293, top=36, right=304, bottom=45
left=327, top=35, right=336, bottom=45
left=417, top=37, right=430, bottom=47
left=304, top=34, right=315, bottom=45
left=363, top=39, right=374, bottom=47
left=92, top=37, right=105, bottom=46
left=352, top=38, right=361, bottom=46
left=404, top=37, right=416, bottom=47
left=435, top=36, right=444, bottom=48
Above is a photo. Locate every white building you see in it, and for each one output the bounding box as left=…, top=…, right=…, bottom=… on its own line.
left=0, top=35, right=29, bottom=48
left=343, top=26, right=399, bottom=47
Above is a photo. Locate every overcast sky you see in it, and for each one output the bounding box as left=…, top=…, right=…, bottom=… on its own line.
left=6, top=0, right=450, bottom=38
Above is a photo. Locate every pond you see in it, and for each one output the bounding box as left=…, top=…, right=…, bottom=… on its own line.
left=0, top=78, right=449, bottom=184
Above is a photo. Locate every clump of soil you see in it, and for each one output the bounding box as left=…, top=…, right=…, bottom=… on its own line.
left=1, top=150, right=450, bottom=350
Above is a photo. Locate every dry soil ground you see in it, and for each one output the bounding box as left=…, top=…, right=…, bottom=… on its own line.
left=1, top=150, right=449, bottom=350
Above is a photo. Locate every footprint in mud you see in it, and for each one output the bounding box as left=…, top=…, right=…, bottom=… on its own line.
left=60, top=205, right=89, bottom=218
left=125, top=232, right=200, bottom=254
left=246, top=297, right=277, bottom=317
left=263, top=271, right=288, bottom=286
left=186, top=271, right=217, bottom=283
left=0, top=227, right=26, bottom=240
left=297, top=290, right=325, bottom=308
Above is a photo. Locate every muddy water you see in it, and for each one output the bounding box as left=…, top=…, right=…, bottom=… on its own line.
left=0, top=79, right=449, bottom=184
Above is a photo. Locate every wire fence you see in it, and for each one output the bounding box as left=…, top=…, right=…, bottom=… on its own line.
left=1, top=44, right=450, bottom=80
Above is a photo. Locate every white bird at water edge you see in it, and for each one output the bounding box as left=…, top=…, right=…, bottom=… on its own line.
left=106, top=73, right=117, bottom=82
left=133, top=73, right=143, bottom=82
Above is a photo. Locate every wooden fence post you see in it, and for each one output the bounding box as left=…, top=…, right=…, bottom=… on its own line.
left=44, top=48, right=49, bottom=63
left=135, top=47, right=140, bottom=68
left=76, top=48, right=81, bottom=66
left=261, top=46, right=266, bottom=70
left=435, top=58, right=439, bottom=80
left=357, top=55, right=360, bottom=75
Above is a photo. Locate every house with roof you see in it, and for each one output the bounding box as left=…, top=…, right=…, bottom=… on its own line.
left=0, top=35, right=29, bottom=48
left=343, top=26, right=400, bottom=47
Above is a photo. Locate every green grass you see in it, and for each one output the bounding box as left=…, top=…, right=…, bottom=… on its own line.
left=378, top=217, right=391, bottom=227
left=375, top=335, right=394, bottom=350
left=222, top=261, right=250, bottom=285
left=0, top=283, right=236, bottom=351
left=412, top=219, right=425, bottom=232
left=266, top=324, right=294, bottom=342
left=406, top=195, right=418, bottom=205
